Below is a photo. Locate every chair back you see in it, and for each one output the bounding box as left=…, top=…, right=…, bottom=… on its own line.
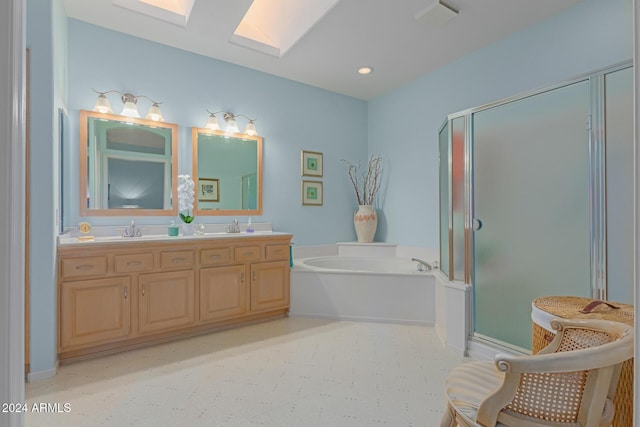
left=478, top=319, right=633, bottom=427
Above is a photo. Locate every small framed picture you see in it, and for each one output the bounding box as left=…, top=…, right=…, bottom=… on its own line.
left=198, top=178, right=219, bottom=202
left=302, top=180, right=323, bottom=206
left=301, top=150, right=323, bottom=177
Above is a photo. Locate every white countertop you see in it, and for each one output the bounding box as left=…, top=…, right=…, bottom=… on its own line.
left=58, top=222, right=292, bottom=247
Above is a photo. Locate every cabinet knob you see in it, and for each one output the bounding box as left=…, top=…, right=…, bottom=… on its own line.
left=172, top=257, right=185, bottom=263
left=141, top=285, right=145, bottom=296
left=241, top=272, right=245, bottom=283
left=124, top=287, right=128, bottom=299
left=253, top=271, right=257, bottom=281
left=127, top=261, right=142, bottom=267
left=76, top=264, right=94, bottom=271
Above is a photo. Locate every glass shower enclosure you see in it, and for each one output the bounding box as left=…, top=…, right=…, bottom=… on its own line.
left=439, top=63, right=633, bottom=352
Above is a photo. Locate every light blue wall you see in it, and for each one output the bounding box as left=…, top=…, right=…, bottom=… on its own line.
left=66, top=20, right=368, bottom=246
left=27, top=0, right=66, bottom=374
left=367, top=0, right=633, bottom=247
left=27, top=0, right=632, bottom=375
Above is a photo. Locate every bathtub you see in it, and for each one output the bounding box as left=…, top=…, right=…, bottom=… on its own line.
left=290, top=256, right=435, bottom=325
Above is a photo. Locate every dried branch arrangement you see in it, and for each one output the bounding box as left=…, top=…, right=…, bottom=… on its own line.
left=342, top=155, right=383, bottom=206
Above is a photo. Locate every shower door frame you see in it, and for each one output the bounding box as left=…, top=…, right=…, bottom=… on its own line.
left=439, top=61, right=632, bottom=353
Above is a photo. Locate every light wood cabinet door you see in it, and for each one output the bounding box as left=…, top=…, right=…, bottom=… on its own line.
left=250, top=261, right=290, bottom=312
left=200, top=265, right=248, bottom=322
left=60, top=276, right=131, bottom=350
left=138, top=270, right=195, bottom=334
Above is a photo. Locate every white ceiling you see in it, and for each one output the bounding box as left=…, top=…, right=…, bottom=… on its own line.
left=63, top=0, right=586, bottom=100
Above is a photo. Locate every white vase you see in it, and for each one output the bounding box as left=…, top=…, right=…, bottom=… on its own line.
left=354, top=205, right=377, bottom=243
left=182, top=223, right=193, bottom=236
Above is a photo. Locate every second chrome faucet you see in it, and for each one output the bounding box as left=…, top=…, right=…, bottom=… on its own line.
left=227, top=219, right=240, bottom=233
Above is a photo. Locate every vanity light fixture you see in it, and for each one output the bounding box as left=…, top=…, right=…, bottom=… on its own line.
left=224, top=113, right=240, bottom=134
left=120, top=93, right=140, bottom=118
left=244, top=119, right=257, bottom=136
left=205, top=109, right=223, bottom=130
left=93, top=93, right=113, bottom=114
left=92, top=89, right=165, bottom=122
left=205, top=110, right=258, bottom=135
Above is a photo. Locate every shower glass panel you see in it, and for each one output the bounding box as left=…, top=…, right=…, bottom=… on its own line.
left=439, top=121, right=450, bottom=278
left=451, top=117, right=465, bottom=281
left=604, top=67, right=634, bottom=304
left=473, top=81, right=591, bottom=350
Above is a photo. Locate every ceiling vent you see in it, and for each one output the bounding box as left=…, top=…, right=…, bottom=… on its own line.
left=415, top=0, right=458, bottom=28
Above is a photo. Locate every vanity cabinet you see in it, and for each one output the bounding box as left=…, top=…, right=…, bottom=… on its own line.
left=200, top=265, right=248, bottom=322
left=251, top=261, right=290, bottom=312
left=59, top=276, right=131, bottom=349
left=57, top=234, right=292, bottom=361
left=138, top=270, right=195, bottom=334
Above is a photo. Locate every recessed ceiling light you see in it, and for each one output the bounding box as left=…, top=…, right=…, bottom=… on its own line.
left=358, top=66, right=373, bottom=75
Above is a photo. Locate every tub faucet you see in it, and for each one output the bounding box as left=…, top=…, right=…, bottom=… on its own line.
left=227, top=218, right=240, bottom=233
left=411, top=258, right=432, bottom=272
left=123, top=220, right=142, bottom=238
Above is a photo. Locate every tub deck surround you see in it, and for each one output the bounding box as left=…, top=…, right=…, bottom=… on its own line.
left=336, top=241, right=397, bottom=257
left=291, top=251, right=435, bottom=325
left=57, top=231, right=292, bottom=362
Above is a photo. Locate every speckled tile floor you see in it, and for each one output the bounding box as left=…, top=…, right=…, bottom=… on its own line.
left=26, top=317, right=466, bottom=427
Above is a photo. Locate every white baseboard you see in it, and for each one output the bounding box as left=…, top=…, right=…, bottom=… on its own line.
left=27, top=364, right=57, bottom=382
left=466, top=337, right=528, bottom=361
left=288, top=312, right=434, bottom=327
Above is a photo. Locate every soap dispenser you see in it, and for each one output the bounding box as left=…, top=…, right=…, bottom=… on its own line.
left=168, top=221, right=179, bottom=236
left=246, top=217, right=254, bottom=233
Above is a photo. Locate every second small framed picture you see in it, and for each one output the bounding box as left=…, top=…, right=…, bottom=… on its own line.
left=302, top=180, right=323, bottom=206
left=198, top=178, right=220, bottom=202
left=301, top=150, right=323, bottom=177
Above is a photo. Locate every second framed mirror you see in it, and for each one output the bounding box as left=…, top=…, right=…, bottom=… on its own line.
left=192, top=128, right=262, bottom=216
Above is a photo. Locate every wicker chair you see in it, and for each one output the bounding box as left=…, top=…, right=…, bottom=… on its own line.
left=440, top=319, right=634, bottom=427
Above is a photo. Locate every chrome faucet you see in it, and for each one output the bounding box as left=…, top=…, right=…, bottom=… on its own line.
left=123, top=220, right=142, bottom=238
left=227, top=218, right=240, bottom=233
left=411, top=258, right=432, bottom=272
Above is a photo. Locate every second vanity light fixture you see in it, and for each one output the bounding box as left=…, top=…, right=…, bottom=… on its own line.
left=92, top=89, right=165, bottom=122
left=206, top=110, right=258, bottom=136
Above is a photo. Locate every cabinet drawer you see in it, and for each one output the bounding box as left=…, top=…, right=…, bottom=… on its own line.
left=160, top=250, right=195, bottom=270
left=234, top=245, right=262, bottom=262
left=265, top=244, right=289, bottom=261
left=114, top=253, right=154, bottom=273
left=61, top=256, right=107, bottom=279
left=200, top=247, right=231, bottom=266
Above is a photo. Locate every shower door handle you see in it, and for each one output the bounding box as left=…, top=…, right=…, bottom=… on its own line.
left=472, top=218, right=483, bottom=231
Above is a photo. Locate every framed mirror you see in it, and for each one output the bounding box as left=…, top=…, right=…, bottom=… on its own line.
left=79, top=110, right=178, bottom=216
left=192, top=128, right=262, bottom=216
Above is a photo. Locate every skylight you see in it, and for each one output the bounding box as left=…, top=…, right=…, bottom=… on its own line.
left=112, top=0, right=195, bottom=27
left=230, top=0, right=340, bottom=58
